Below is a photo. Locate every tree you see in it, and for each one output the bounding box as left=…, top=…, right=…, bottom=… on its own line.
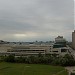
left=4, top=55, right=15, bottom=62
left=60, top=54, right=75, bottom=66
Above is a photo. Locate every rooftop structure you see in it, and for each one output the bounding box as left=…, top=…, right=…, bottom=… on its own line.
left=55, top=36, right=66, bottom=43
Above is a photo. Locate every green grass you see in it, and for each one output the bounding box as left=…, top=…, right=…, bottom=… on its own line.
left=0, top=62, right=68, bottom=75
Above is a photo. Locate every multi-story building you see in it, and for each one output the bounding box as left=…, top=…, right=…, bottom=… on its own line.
left=0, top=44, right=69, bottom=57
left=7, top=45, right=52, bottom=56
left=72, top=30, right=75, bottom=49
left=0, top=36, right=69, bottom=57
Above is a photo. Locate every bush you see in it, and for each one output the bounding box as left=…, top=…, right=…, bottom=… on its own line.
left=4, top=55, right=15, bottom=62
left=2, top=54, right=75, bottom=66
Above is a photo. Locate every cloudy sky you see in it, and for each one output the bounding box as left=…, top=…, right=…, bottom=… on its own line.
left=0, top=0, right=74, bottom=42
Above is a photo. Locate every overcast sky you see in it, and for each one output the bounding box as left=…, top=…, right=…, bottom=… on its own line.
left=0, top=0, right=74, bottom=42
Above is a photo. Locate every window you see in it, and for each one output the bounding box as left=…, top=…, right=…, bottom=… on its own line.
left=61, top=49, right=67, bottom=52
left=53, top=51, right=58, bottom=52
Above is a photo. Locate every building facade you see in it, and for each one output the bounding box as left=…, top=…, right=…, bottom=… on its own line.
left=0, top=44, right=69, bottom=57
left=72, top=30, right=75, bottom=49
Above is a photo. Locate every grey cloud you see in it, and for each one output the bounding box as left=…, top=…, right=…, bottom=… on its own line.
left=0, top=0, right=74, bottom=41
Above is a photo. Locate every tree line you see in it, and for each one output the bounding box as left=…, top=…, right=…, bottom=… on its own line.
left=0, top=54, right=75, bottom=66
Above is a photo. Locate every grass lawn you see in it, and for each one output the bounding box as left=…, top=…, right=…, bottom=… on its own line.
left=0, top=62, right=68, bottom=75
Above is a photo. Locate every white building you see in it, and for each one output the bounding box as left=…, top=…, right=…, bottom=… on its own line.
left=0, top=36, right=69, bottom=57
left=0, top=44, right=69, bottom=56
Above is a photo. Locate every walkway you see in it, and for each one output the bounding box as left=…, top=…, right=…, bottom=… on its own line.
left=65, top=66, right=75, bottom=75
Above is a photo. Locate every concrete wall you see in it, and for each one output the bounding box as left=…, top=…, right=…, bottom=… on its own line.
left=0, top=45, right=11, bottom=52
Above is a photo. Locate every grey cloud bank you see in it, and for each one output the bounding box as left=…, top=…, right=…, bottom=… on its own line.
left=0, top=0, right=74, bottom=42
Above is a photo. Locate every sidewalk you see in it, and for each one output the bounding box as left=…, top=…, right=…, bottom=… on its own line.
left=65, top=66, right=75, bottom=75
